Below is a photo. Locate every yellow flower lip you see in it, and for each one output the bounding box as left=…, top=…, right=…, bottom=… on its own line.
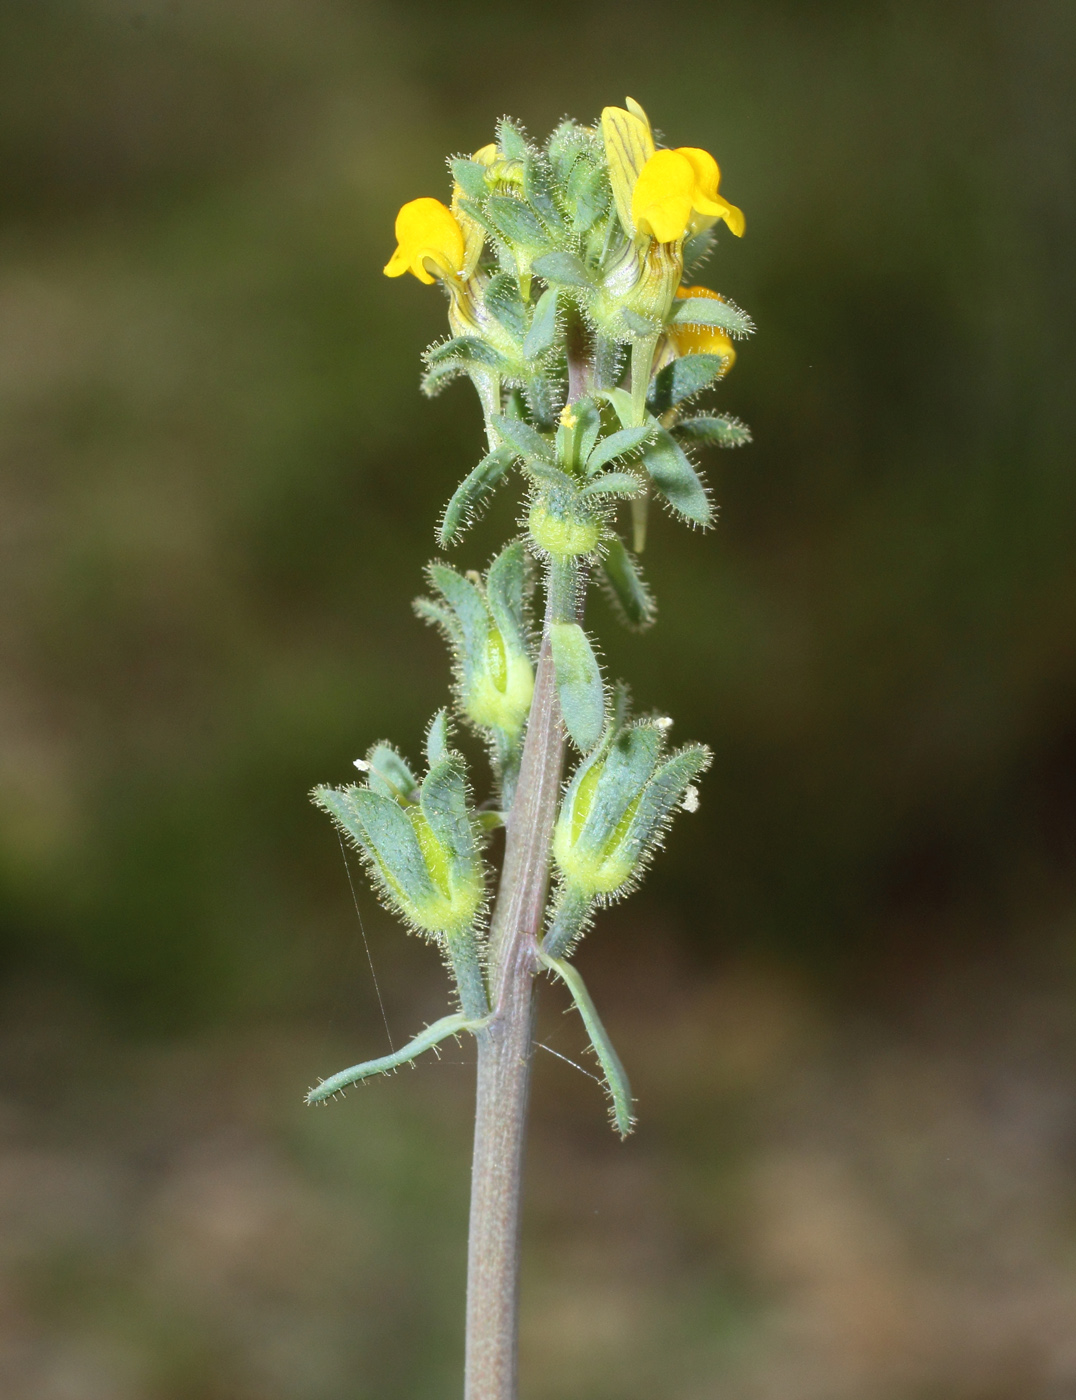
left=633, top=148, right=745, bottom=244
left=384, top=197, right=467, bottom=285
left=669, top=285, right=736, bottom=368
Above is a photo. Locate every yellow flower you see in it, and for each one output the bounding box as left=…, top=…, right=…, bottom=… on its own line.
left=384, top=198, right=466, bottom=285
left=632, top=149, right=744, bottom=243
left=601, top=97, right=744, bottom=244
left=669, top=285, right=736, bottom=368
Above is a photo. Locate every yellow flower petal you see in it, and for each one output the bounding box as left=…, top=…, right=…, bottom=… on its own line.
left=383, top=197, right=466, bottom=285
left=675, top=147, right=745, bottom=237
left=601, top=97, right=655, bottom=236
left=669, top=284, right=736, bottom=366
left=631, top=150, right=698, bottom=243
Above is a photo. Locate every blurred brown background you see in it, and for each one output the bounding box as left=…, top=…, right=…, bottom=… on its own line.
left=1, top=1, right=1075, bottom=1396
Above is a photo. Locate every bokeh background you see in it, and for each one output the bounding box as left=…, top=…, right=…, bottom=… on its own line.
left=1, top=0, right=1075, bottom=1395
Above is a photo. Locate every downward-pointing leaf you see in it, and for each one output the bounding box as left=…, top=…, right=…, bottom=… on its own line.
left=550, top=622, right=605, bottom=753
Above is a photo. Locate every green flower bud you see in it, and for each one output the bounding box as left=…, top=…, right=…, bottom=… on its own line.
left=544, top=716, right=710, bottom=957
left=414, top=542, right=534, bottom=806
left=313, top=717, right=488, bottom=1018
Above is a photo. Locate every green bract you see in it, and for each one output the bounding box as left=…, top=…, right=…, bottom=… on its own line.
left=545, top=705, right=711, bottom=958
left=414, top=542, right=534, bottom=808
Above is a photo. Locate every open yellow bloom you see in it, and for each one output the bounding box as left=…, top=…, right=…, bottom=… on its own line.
left=384, top=198, right=466, bottom=285
left=669, top=285, right=736, bottom=368
left=602, top=97, right=744, bottom=244
left=633, top=148, right=745, bottom=243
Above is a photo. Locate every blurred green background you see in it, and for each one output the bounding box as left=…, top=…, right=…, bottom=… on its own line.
left=1, top=1, right=1075, bottom=1396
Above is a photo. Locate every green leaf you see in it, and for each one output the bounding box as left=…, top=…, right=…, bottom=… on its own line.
left=532, top=250, right=592, bottom=288
left=523, top=286, right=559, bottom=359
left=574, top=396, right=603, bottom=466
left=492, top=413, right=555, bottom=463
left=305, top=1011, right=489, bottom=1103
left=486, top=195, right=550, bottom=249
left=579, top=471, right=643, bottom=500
left=586, top=424, right=653, bottom=474
left=314, top=786, right=436, bottom=910
left=620, top=308, right=660, bottom=337
left=669, top=296, right=754, bottom=338
left=496, top=117, right=528, bottom=159
left=450, top=158, right=488, bottom=203
left=567, top=157, right=610, bottom=233
left=425, top=709, right=450, bottom=769
left=439, top=444, right=515, bottom=547
left=539, top=954, right=635, bottom=1137
left=520, top=459, right=577, bottom=491
left=419, top=755, right=477, bottom=882
left=550, top=622, right=605, bottom=753
left=421, top=357, right=469, bottom=398
left=425, top=565, right=490, bottom=677
left=523, top=153, right=565, bottom=233
left=484, top=273, right=528, bottom=342
left=361, top=743, right=419, bottom=802
left=484, top=540, right=529, bottom=650
left=623, top=744, right=711, bottom=862
left=640, top=428, right=712, bottom=527
left=426, top=336, right=512, bottom=373
left=599, top=537, right=656, bottom=631
left=572, top=724, right=664, bottom=858
left=681, top=227, right=717, bottom=280
left=599, top=387, right=636, bottom=431
left=647, top=354, right=728, bottom=415
left=675, top=414, right=753, bottom=448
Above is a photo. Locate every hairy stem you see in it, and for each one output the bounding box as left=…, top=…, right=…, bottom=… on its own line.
left=464, top=593, right=567, bottom=1399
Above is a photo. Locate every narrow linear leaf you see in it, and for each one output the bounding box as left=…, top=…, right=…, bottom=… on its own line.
left=492, top=413, right=556, bottom=463
left=539, top=954, right=635, bottom=1137
left=675, top=414, right=753, bottom=449
left=669, top=296, right=754, bottom=338
left=426, top=336, right=512, bottom=373
left=521, top=460, right=576, bottom=491
left=306, top=1012, right=489, bottom=1102
left=641, top=428, right=712, bottom=527
left=439, top=444, right=514, bottom=547
left=579, top=471, right=643, bottom=500
left=600, top=536, right=656, bottom=630
left=550, top=622, right=605, bottom=753
left=421, top=358, right=469, bottom=398
left=586, top=424, right=653, bottom=474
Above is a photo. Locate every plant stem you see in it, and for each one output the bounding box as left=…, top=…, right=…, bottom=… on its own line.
left=464, top=600, right=566, bottom=1399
